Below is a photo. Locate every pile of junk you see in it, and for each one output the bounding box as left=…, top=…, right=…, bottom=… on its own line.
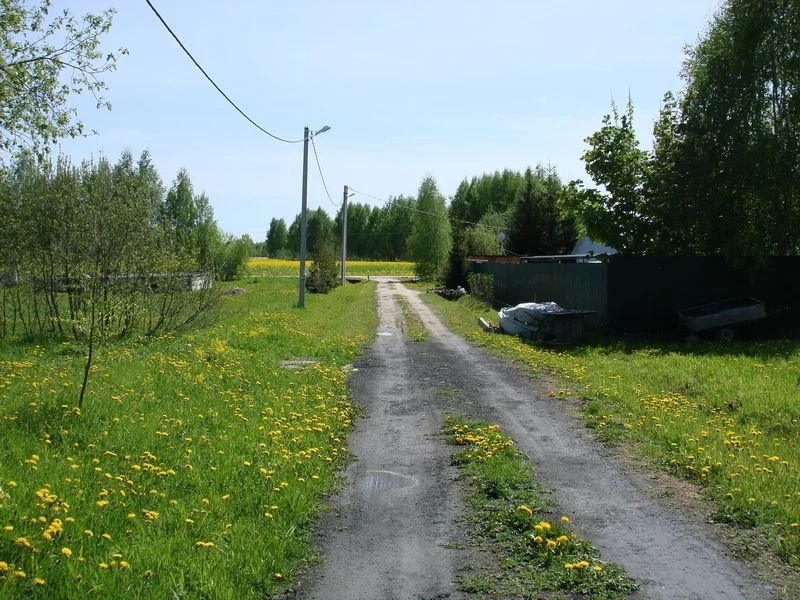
left=479, top=302, right=595, bottom=345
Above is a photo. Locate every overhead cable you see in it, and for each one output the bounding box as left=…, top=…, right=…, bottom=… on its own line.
left=144, top=0, right=302, bottom=144
left=311, top=135, right=339, bottom=207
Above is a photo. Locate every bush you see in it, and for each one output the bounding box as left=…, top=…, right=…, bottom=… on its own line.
left=467, top=272, right=494, bottom=305
left=306, top=233, right=339, bottom=294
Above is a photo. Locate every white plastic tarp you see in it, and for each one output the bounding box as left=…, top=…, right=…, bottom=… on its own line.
left=498, top=302, right=565, bottom=335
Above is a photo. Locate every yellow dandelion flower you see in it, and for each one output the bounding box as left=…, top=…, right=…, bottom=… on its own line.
left=61, top=547, right=72, bottom=558
left=144, top=570, right=153, bottom=577
left=557, top=535, right=569, bottom=544
left=547, top=540, right=557, bottom=549
left=0, top=561, right=8, bottom=572
left=119, top=561, right=130, bottom=569
left=3, top=525, right=13, bottom=531
left=84, top=530, right=93, bottom=537
left=14, top=570, right=26, bottom=578
left=561, top=516, right=570, bottom=523
left=34, top=578, right=45, bottom=585
left=564, top=563, right=574, bottom=569
left=593, top=565, right=603, bottom=571
left=99, top=563, right=109, bottom=569
left=517, top=505, right=533, bottom=516
left=274, top=573, right=282, bottom=579
left=101, top=533, right=111, bottom=540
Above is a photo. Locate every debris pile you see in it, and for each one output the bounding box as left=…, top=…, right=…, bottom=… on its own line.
left=427, top=286, right=467, bottom=301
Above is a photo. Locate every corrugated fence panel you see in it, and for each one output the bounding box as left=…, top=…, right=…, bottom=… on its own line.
left=607, top=256, right=800, bottom=332
left=471, top=262, right=608, bottom=327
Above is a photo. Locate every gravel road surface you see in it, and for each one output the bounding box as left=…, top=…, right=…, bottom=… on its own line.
left=298, top=282, right=774, bottom=600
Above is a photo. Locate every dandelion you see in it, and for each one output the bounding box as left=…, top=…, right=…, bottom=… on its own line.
left=547, top=540, right=557, bottom=549
left=0, top=561, right=8, bottom=572
left=557, top=535, right=569, bottom=544
left=61, top=547, right=72, bottom=558
left=101, top=533, right=111, bottom=540
left=84, top=530, right=93, bottom=537
left=561, top=516, right=570, bottom=523
left=99, top=563, right=109, bottom=569
left=517, top=505, right=533, bottom=516
left=593, top=565, right=603, bottom=572
left=119, top=561, right=130, bottom=569
left=34, top=577, right=46, bottom=585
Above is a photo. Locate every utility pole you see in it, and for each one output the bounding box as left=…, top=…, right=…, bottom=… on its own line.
left=298, top=126, right=310, bottom=308
left=341, top=185, right=348, bottom=286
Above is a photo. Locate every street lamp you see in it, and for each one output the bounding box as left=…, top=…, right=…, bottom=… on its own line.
left=298, top=125, right=331, bottom=308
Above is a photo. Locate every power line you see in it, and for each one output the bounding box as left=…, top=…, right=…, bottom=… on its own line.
left=144, top=0, right=302, bottom=144
left=311, top=135, right=339, bottom=208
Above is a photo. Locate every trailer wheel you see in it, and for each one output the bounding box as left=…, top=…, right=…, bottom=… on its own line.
left=716, top=326, right=736, bottom=342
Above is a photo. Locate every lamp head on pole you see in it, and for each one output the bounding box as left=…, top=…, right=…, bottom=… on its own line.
left=314, top=125, right=331, bottom=136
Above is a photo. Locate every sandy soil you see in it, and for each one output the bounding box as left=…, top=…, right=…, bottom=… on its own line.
left=297, top=282, right=776, bottom=600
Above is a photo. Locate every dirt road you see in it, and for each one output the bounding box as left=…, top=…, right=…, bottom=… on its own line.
left=299, top=282, right=774, bottom=600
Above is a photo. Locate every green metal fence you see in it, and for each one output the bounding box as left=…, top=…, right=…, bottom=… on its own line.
left=471, top=256, right=800, bottom=333
left=470, top=261, right=608, bottom=327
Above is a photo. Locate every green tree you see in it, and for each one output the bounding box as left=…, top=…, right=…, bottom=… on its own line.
left=568, top=100, right=652, bottom=254
left=266, top=217, right=287, bottom=258
left=408, top=175, right=451, bottom=281
left=0, top=0, right=125, bottom=160
left=671, top=0, right=800, bottom=258
left=305, top=229, right=339, bottom=294
left=163, top=169, right=198, bottom=255
left=508, top=166, right=577, bottom=256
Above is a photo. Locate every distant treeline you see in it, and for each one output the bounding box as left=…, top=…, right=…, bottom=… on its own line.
left=262, top=165, right=578, bottom=285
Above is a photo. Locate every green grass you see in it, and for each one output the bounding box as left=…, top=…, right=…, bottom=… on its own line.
left=394, top=296, right=429, bottom=341
left=419, top=290, right=800, bottom=566
left=446, top=419, right=636, bottom=599
left=0, top=278, right=378, bottom=599
left=247, top=258, right=414, bottom=277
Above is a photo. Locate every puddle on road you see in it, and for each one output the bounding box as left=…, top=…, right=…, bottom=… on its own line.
left=377, top=331, right=393, bottom=336
left=360, top=470, right=417, bottom=496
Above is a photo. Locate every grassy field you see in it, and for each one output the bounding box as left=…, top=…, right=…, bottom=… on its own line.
left=247, top=258, right=415, bottom=277
left=417, top=289, right=800, bottom=566
left=0, top=278, right=378, bottom=599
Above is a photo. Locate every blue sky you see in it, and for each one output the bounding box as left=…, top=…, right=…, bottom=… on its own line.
left=56, top=0, right=721, bottom=242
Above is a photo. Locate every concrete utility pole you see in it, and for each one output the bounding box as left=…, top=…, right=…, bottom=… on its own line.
left=298, top=125, right=331, bottom=308
left=341, top=185, right=348, bottom=286
left=298, top=126, right=310, bottom=308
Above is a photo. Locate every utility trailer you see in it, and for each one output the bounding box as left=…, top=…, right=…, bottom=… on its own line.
left=678, top=296, right=766, bottom=341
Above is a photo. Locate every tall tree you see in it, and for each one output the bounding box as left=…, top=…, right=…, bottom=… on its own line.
left=0, top=0, right=125, bottom=159
left=266, top=217, right=287, bottom=258
left=408, top=175, right=451, bottom=281
left=163, top=169, right=198, bottom=255
left=508, top=166, right=577, bottom=256
left=568, top=100, right=652, bottom=254
left=672, top=0, right=800, bottom=258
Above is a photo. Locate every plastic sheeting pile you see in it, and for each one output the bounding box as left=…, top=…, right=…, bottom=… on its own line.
left=498, top=302, right=565, bottom=335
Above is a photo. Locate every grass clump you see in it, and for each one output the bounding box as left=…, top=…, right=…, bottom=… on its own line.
left=0, top=278, right=377, bottom=599
left=446, top=418, right=636, bottom=599
left=421, top=289, right=800, bottom=567
left=394, top=296, right=429, bottom=341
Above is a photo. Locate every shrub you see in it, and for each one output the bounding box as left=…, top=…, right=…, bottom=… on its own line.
left=467, top=272, right=494, bottom=305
